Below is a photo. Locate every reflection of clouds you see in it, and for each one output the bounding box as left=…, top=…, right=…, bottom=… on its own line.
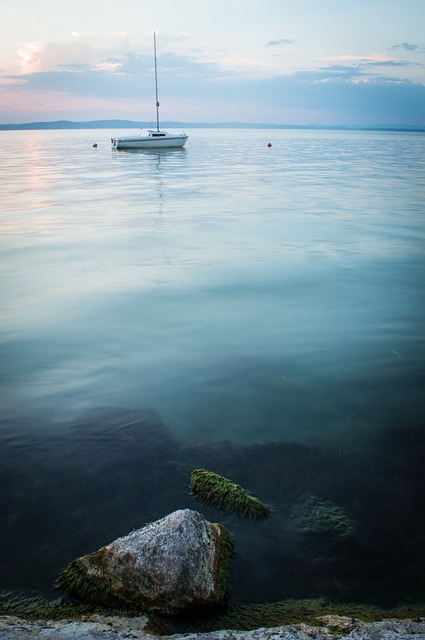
left=0, top=133, right=61, bottom=235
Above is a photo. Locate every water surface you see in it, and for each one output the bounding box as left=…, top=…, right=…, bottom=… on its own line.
left=1, top=128, right=425, bottom=605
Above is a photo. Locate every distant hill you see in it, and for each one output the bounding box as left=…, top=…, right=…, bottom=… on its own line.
left=0, top=120, right=148, bottom=130
left=0, top=120, right=424, bottom=132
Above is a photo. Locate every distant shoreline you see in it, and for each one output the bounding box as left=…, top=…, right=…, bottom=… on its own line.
left=1, top=120, right=424, bottom=132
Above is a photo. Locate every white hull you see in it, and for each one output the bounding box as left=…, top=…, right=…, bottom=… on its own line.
left=111, top=131, right=187, bottom=150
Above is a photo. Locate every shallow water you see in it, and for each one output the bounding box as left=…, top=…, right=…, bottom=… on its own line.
left=1, top=128, right=425, bottom=605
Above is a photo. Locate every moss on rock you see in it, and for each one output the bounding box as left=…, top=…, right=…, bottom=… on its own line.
left=190, top=469, right=271, bottom=520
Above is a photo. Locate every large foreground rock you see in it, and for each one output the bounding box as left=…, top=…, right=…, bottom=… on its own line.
left=58, top=509, right=233, bottom=615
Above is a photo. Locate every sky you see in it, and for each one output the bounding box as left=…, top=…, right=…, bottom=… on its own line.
left=1, top=0, right=425, bottom=126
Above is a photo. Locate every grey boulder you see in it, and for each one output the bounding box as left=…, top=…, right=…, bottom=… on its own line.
left=58, top=509, right=233, bottom=615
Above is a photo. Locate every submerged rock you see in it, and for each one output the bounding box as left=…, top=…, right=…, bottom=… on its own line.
left=58, top=509, right=233, bottom=615
left=288, top=492, right=356, bottom=543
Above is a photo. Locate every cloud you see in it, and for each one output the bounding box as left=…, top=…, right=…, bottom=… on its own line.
left=3, top=34, right=425, bottom=126
left=267, top=39, right=295, bottom=47
left=391, top=42, right=420, bottom=52
left=17, top=42, right=45, bottom=74
left=367, top=60, right=413, bottom=67
left=15, top=33, right=135, bottom=75
left=324, top=53, right=404, bottom=66
left=5, top=69, right=143, bottom=99
left=315, top=55, right=423, bottom=86
left=5, top=51, right=425, bottom=96
left=4, top=49, right=225, bottom=101
left=261, top=71, right=425, bottom=124
left=3, top=68, right=425, bottom=125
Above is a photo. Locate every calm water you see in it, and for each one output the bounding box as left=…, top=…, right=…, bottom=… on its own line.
left=1, top=128, right=425, bottom=606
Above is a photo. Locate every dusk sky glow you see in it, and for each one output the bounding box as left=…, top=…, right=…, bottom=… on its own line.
left=1, top=0, right=425, bottom=126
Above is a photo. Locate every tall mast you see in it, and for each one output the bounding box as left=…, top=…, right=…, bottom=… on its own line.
left=153, top=31, right=160, bottom=131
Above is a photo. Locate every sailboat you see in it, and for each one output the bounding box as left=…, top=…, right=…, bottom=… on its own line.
left=111, top=32, right=188, bottom=150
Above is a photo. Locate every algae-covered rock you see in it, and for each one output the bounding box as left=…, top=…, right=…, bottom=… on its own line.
left=191, top=469, right=271, bottom=520
left=288, top=492, right=356, bottom=543
left=58, top=509, right=233, bottom=615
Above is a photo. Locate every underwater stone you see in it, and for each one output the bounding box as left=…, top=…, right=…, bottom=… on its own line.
left=191, top=469, right=271, bottom=520
left=288, top=492, right=356, bottom=542
left=58, top=509, right=233, bottom=615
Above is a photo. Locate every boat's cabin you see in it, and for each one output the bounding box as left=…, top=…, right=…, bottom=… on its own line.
left=148, top=130, right=167, bottom=137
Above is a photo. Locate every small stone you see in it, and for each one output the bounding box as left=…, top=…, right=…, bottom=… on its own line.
left=58, top=509, right=233, bottom=615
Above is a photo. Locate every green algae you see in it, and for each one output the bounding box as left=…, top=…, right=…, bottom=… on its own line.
left=1, top=591, right=424, bottom=632
left=0, top=590, right=115, bottom=620
left=191, top=468, right=271, bottom=520
left=212, top=523, right=234, bottom=602
left=155, top=598, right=425, bottom=634
left=57, top=554, right=134, bottom=609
